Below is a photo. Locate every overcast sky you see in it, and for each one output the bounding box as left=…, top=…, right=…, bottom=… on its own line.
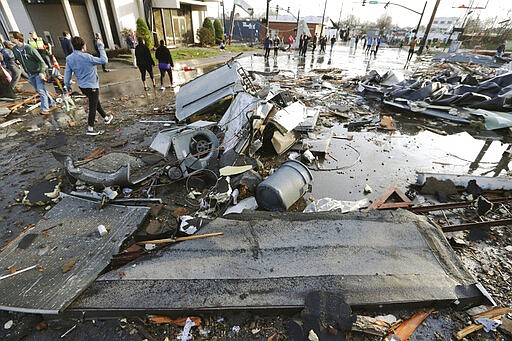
left=208, top=0, right=512, bottom=28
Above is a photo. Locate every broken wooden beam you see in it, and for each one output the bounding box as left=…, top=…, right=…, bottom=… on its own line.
left=455, top=307, right=512, bottom=340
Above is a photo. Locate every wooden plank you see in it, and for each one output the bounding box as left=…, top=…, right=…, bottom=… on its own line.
left=455, top=307, right=512, bottom=340
left=0, top=195, right=149, bottom=314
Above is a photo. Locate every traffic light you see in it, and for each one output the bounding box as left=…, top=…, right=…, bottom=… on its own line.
left=362, top=0, right=366, bottom=5
left=384, top=1, right=390, bottom=9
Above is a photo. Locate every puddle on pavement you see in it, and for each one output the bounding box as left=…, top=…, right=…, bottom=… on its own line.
left=311, top=125, right=509, bottom=201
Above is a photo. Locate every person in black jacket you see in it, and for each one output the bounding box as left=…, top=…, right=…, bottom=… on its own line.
left=154, top=40, right=174, bottom=90
left=93, top=33, right=110, bottom=72
left=135, top=37, right=155, bottom=91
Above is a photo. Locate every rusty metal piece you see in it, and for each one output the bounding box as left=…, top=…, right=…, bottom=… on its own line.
left=442, top=218, right=512, bottom=232
left=409, top=197, right=512, bottom=213
left=366, top=187, right=412, bottom=211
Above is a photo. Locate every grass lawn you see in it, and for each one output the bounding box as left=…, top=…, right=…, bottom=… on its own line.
left=166, top=45, right=258, bottom=61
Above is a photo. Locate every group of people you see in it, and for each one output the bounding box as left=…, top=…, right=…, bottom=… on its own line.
left=0, top=28, right=176, bottom=136
left=263, top=35, right=281, bottom=59
left=363, top=36, right=382, bottom=58
left=297, top=34, right=336, bottom=57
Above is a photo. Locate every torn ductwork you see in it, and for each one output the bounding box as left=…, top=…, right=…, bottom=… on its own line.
left=175, top=60, right=253, bottom=121
left=53, top=152, right=131, bottom=187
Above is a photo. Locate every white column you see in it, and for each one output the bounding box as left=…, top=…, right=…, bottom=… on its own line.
left=85, top=0, right=101, bottom=35
left=136, top=0, right=144, bottom=21
left=61, top=0, right=79, bottom=36
left=97, top=0, right=115, bottom=49
left=0, top=0, right=19, bottom=32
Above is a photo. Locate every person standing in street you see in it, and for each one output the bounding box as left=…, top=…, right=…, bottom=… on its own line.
left=135, top=37, right=156, bottom=91
left=406, top=36, right=417, bottom=65
left=94, top=33, right=111, bottom=72
left=155, top=40, right=174, bottom=90
left=1, top=41, right=21, bottom=90
left=273, top=35, right=280, bottom=58
left=60, top=31, right=73, bottom=57
left=264, top=35, right=272, bottom=60
left=28, top=31, right=52, bottom=68
left=311, top=33, right=318, bottom=54
left=126, top=30, right=137, bottom=67
left=375, top=36, right=382, bottom=56
left=11, top=31, right=55, bottom=115
left=330, top=35, right=336, bottom=53
left=64, top=36, right=112, bottom=136
left=496, top=42, right=506, bottom=58
left=370, top=37, right=377, bottom=58
left=301, top=35, right=309, bottom=56
left=365, top=36, right=372, bottom=55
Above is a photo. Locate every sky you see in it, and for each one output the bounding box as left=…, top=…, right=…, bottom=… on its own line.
left=207, top=0, right=512, bottom=29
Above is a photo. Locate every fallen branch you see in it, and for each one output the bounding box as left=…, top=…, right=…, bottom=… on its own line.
left=137, top=232, right=224, bottom=245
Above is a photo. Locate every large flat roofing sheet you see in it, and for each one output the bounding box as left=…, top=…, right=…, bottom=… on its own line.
left=71, top=210, right=484, bottom=312
left=0, top=195, right=149, bottom=314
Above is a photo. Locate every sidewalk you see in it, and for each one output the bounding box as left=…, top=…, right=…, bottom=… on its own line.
left=97, top=50, right=258, bottom=89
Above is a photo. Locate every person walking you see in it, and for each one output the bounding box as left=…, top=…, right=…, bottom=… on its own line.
left=28, top=31, right=52, bottom=68
left=1, top=41, right=21, bottom=90
left=365, top=36, right=372, bottom=55
left=264, top=35, right=272, bottom=60
left=273, top=35, right=280, bottom=58
left=354, top=35, right=359, bottom=52
left=288, top=35, right=293, bottom=50
left=64, top=36, right=112, bottom=135
left=60, top=31, right=73, bottom=57
left=370, top=37, right=377, bottom=58
left=320, top=35, right=327, bottom=53
left=311, top=33, right=318, bottom=54
left=375, top=36, right=382, bottom=56
left=93, top=33, right=110, bottom=72
left=496, top=42, right=506, bottom=58
left=11, top=31, right=55, bottom=115
left=135, top=37, right=155, bottom=91
left=125, top=30, right=137, bottom=67
left=155, top=40, right=174, bottom=90
left=406, top=36, right=417, bottom=64
left=330, top=35, right=336, bottom=53
left=301, top=35, right=309, bottom=56
left=298, top=34, right=304, bottom=55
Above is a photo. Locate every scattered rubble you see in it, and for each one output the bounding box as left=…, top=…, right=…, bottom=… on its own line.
left=0, top=50, right=511, bottom=340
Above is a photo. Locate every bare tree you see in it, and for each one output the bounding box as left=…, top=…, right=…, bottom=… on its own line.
left=375, top=14, right=392, bottom=36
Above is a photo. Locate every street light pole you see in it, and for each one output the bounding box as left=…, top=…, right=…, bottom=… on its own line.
left=417, top=0, right=441, bottom=55
left=320, top=0, right=328, bottom=37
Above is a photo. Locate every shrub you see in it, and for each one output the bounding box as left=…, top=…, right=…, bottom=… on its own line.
left=203, top=18, right=215, bottom=37
left=213, top=19, right=224, bottom=44
left=197, top=27, right=214, bottom=47
left=136, top=17, right=153, bottom=49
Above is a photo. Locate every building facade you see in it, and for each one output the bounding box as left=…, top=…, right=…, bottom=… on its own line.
left=0, top=0, right=216, bottom=59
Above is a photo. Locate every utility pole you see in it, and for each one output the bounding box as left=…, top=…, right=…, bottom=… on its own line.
left=228, top=3, right=237, bottom=44
left=414, top=1, right=427, bottom=40
left=320, top=0, right=328, bottom=37
left=417, top=0, right=441, bottom=55
left=265, top=0, right=271, bottom=38
left=221, top=1, right=226, bottom=38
